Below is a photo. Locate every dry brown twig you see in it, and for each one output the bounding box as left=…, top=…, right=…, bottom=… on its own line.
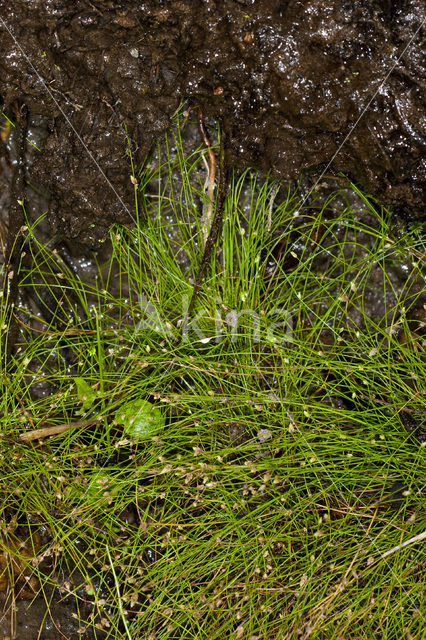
left=182, top=123, right=229, bottom=326
left=267, top=183, right=280, bottom=233
left=19, top=419, right=96, bottom=442
left=197, top=108, right=216, bottom=243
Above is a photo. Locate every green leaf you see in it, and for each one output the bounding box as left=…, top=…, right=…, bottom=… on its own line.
left=115, top=399, right=165, bottom=440
left=74, top=377, right=97, bottom=410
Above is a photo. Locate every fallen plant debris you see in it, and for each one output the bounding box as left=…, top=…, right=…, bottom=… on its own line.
left=0, top=528, right=41, bottom=600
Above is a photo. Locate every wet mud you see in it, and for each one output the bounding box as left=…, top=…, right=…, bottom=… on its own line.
left=0, top=0, right=425, bottom=243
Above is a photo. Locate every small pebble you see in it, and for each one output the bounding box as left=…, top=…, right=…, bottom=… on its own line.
left=257, top=429, right=272, bottom=443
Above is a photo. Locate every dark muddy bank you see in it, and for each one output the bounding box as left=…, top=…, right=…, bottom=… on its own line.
left=0, top=0, right=425, bottom=242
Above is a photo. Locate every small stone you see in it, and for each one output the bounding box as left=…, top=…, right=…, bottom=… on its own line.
left=129, top=48, right=139, bottom=58
left=257, top=429, right=272, bottom=443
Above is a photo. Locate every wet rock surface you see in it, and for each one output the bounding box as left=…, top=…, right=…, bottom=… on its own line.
left=1, top=1, right=425, bottom=242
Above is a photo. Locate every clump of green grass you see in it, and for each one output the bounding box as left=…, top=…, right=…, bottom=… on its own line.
left=0, top=122, right=425, bottom=639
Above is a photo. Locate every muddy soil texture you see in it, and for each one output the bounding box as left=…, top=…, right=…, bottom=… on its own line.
left=0, top=0, right=425, bottom=243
